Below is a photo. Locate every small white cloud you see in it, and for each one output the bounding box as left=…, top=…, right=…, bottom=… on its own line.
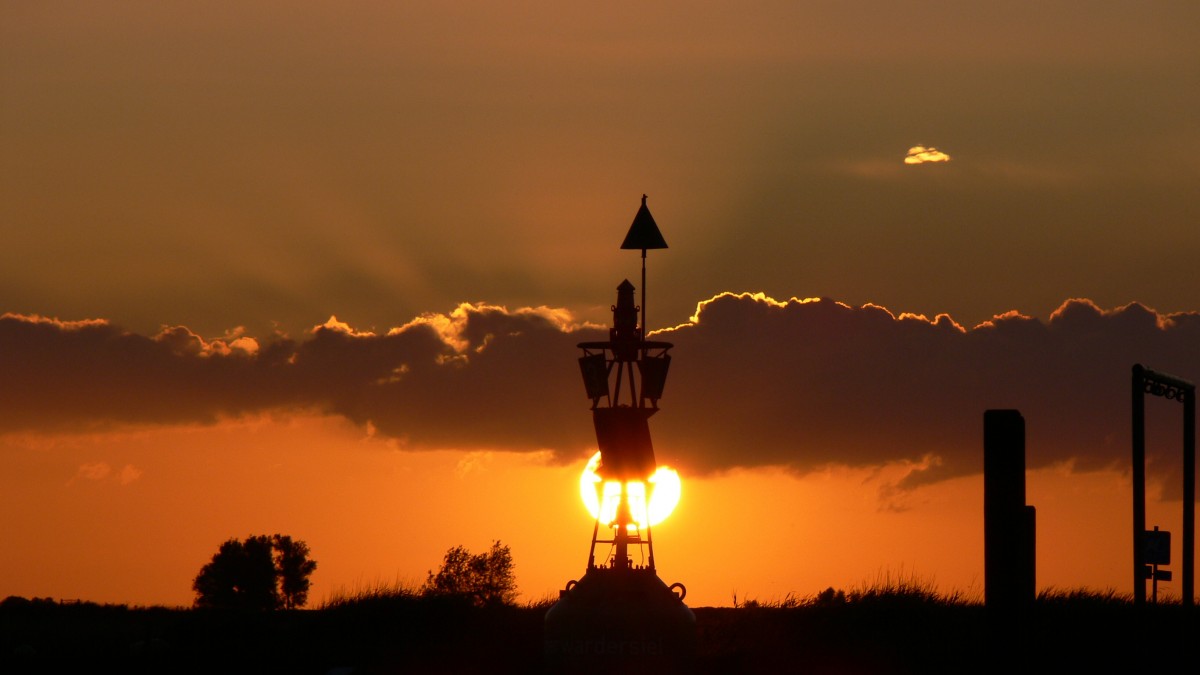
left=118, top=464, right=143, bottom=485
left=70, top=461, right=142, bottom=486
left=904, top=145, right=952, bottom=165
left=455, top=451, right=493, bottom=477
left=76, top=462, right=112, bottom=481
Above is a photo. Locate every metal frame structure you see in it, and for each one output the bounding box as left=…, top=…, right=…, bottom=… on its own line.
left=1131, top=364, right=1195, bottom=606
left=577, top=308, right=672, bottom=573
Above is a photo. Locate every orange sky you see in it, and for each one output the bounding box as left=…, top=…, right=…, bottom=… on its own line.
left=0, top=411, right=1177, bottom=608
left=2, top=2, right=1198, bottom=607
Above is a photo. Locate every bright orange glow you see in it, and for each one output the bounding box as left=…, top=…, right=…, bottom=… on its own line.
left=579, top=451, right=681, bottom=528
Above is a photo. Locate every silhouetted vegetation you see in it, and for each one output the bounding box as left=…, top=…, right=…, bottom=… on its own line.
left=273, top=535, right=317, bottom=609
left=731, top=571, right=970, bottom=610
left=421, top=540, right=517, bottom=607
left=192, top=534, right=317, bottom=610
left=318, top=578, right=420, bottom=611
left=2, top=585, right=1195, bottom=673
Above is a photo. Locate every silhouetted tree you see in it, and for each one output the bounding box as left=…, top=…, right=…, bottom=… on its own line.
left=193, top=534, right=317, bottom=610
left=422, top=540, right=516, bottom=606
left=193, top=535, right=280, bottom=610
left=273, top=534, right=317, bottom=610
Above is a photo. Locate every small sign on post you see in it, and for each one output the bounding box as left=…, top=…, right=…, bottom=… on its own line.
left=1144, top=528, right=1170, bottom=566
left=1143, top=567, right=1173, bottom=581
left=1143, top=527, right=1172, bottom=603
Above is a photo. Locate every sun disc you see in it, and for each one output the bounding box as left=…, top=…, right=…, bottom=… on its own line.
left=579, top=451, right=681, bottom=527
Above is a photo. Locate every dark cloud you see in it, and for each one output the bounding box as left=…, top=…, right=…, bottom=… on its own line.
left=658, top=295, right=1199, bottom=490
left=0, top=307, right=601, bottom=452
left=3, top=296, right=1197, bottom=493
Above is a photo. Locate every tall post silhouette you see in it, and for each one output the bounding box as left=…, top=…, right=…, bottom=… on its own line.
left=983, top=409, right=1036, bottom=611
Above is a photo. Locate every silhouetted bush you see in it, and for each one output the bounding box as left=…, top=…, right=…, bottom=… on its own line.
left=811, top=586, right=847, bottom=607
left=421, top=540, right=517, bottom=607
left=192, top=534, right=317, bottom=610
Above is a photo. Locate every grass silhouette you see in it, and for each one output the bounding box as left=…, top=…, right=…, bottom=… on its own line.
left=2, top=584, right=1194, bottom=674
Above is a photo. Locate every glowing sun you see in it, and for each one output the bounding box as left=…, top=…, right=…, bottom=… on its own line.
left=579, top=451, right=681, bottom=529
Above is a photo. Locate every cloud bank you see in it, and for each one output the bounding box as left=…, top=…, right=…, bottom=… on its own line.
left=3, top=295, right=1197, bottom=491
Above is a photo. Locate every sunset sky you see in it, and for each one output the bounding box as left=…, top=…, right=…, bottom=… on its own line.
left=3, top=2, right=1198, bottom=609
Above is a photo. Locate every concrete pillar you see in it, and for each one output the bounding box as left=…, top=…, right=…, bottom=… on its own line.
left=984, top=409, right=1036, bottom=610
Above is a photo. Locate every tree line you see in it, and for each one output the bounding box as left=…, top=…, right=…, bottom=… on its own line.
left=193, top=536, right=515, bottom=610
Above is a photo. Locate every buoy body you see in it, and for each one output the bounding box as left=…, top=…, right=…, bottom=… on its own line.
left=544, top=566, right=696, bottom=674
